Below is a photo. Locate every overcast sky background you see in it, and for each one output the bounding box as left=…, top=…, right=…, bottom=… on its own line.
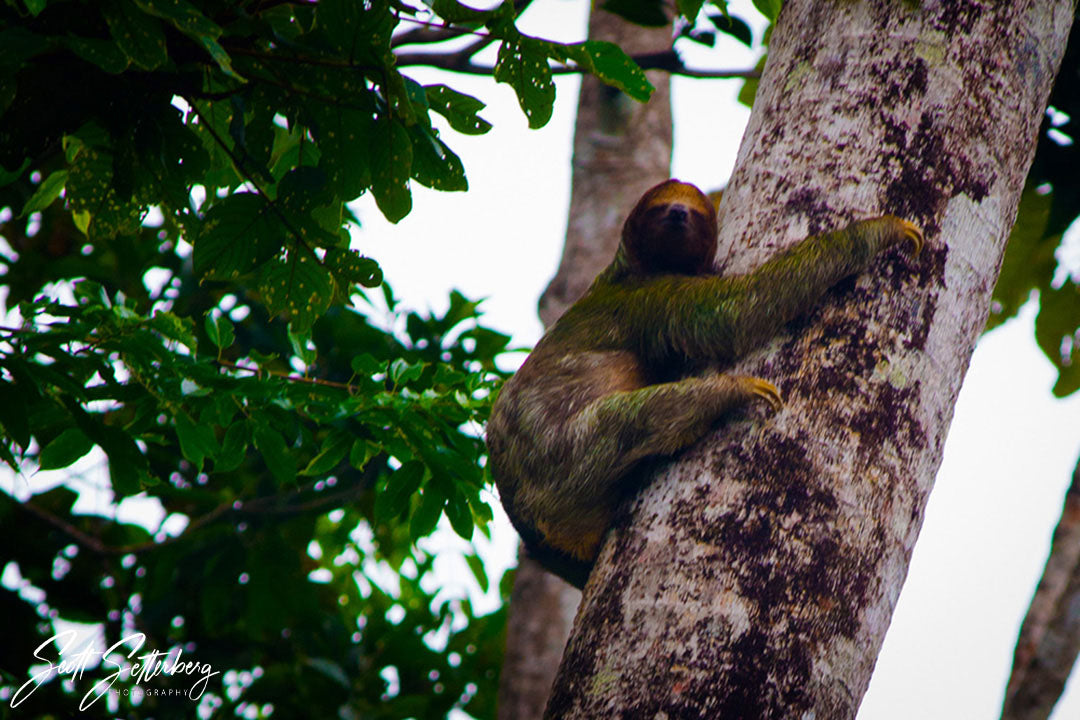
left=351, top=0, right=1080, bottom=717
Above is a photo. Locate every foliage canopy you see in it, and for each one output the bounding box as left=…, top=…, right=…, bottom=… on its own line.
left=0, top=0, right=658, bottom=715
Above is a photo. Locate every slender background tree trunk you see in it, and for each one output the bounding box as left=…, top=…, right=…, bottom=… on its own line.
left=494, top=10, right=673, bottom=720
left=1002, top=452, right=1080, bottom=720
left=545, top=1, right=1074, bottom=717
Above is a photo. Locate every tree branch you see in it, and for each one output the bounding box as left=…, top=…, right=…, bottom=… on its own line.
left=14, top=472, right=372, bottom=556
left=394, top=47, right=760, bottom=80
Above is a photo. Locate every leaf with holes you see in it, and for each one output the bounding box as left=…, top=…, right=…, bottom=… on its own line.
left=101, top=0, right=168, bottom=70
left=326, top=248, right=382, bottom=295
left=194, top=193, right=284, bottom=281
left=258, top=251, right=334, bottom=331
left=318, top=0, right=395, bottom=64
left=494, top=34, right=555, bottom=129
left=409, top=126, right=467, bottom=192
left=63, top=36, right=130, bottom=73
left=133, top=0, right=242, bottom=79
left=578, top=40, right=653, bottom=102
left=66, top=147, right=142, bottom=239
left=314, top=106, right=373, bottom=200
left=370, top=119, right=412, bottom=223
left=424, top=85, right=492, bottom=136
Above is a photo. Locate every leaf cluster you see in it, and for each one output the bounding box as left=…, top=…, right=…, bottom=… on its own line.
left=991, top=20, right=1080, bottom=397
left=0, top=0, right=580, bottom=716
left=1, top=0, right=652, bottom=327
left=0, top=257, right=515, bottom=715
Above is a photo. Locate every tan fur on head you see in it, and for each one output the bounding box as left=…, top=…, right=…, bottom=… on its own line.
left=621, top=179, right=718, bottom=276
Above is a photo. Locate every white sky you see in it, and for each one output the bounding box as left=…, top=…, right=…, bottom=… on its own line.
left=351, top=0, right=1080, bottom=717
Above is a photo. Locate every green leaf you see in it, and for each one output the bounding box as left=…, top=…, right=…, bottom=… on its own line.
left=578, top=40, right=653, bottom=102
left=409, top=483, right=444, bottom=540
left=463, top=326, right=512, bottom=358
left=63, top=37, right=130, bottom=73
left=318, top=0, right=395, bottom=63
left=39, top=428, right=94, bottom=470
left=151, top=310, right=198, bottom=349
left=314, top=107, right=374, bottom=201
left=375, top=460, right=425, bottom=521
left=1055, top=361, right=1080, bottom=397
left=278, top=166, right=332, bottom=213
left=175, top=414, right=219, bottom=471
left=988, top=185, right=1056, bottom=332
left=194, top=193, right=284, bottom=281
left=204, top=313, right=235, bottom=350
left=301, top=431, right=352, bottom=476
left=752, top=0, right=782, bottom=21
left=23, top=0, right=49, bottom=16
left=326, top=248, right=382, bottom=291
left=389, top=358, right=424, bottom=386
left=600, top=0, right=669, bottom=27
left=677, top=0, right=706, bottom=21
left=0, top=159, right=30, bottom=188
left=101, top=0, right=169, bottom=71
left=349, top=438, right=378, bottom=470
left=288, top=325, right=317, bottom=366
left=96, top=425, right=147, bottom=496
left=215, top=422, right=248, bottom=472
left=21, top=169, right=67, bottom=216
left=737, top=54, right=767, bottom=108
left=370, top=119, right=412, bottom=223
left=444, top=487, right=473, bottom=540
left=253, top=423, right=296, bottom=484
left=64, top=147, right=110, bottom=209
left=424, top=85, right=492, bottom=136
left=132, top=0, right=242, bottom=80
left=1035, top=280, right=1080, bottom=398
left=708, top=12, right=754, bottom=47
left=710, top=0, right=731, bottom=18
left=465, top=553, right=489, bottom=593
left=350, top=354, right=382, bottom=378
left=494, top=35, right=555, bottom=129
left=0, top=380, right=31, bottom=448
left=430, top=0, right=504, bottom=23
left=258, top=251, right=334, bottom=331
left=305, top=657, right=350, bottom=689
left=66, top=147, right=142, bottom=239
left=408, top=126, right=467, bottom=192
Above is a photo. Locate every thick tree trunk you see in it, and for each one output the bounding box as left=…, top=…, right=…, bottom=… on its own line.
left=494, top=10, right=673, bottom=720
left=545, top=1, right=1074, bottom=718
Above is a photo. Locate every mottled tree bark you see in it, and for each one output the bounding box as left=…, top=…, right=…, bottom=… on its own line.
left=494, top=10, right=673, bottom=720
left=1002, top=453, right=1080, bottom=720
left=545, top=1, right=1074, bottom=718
